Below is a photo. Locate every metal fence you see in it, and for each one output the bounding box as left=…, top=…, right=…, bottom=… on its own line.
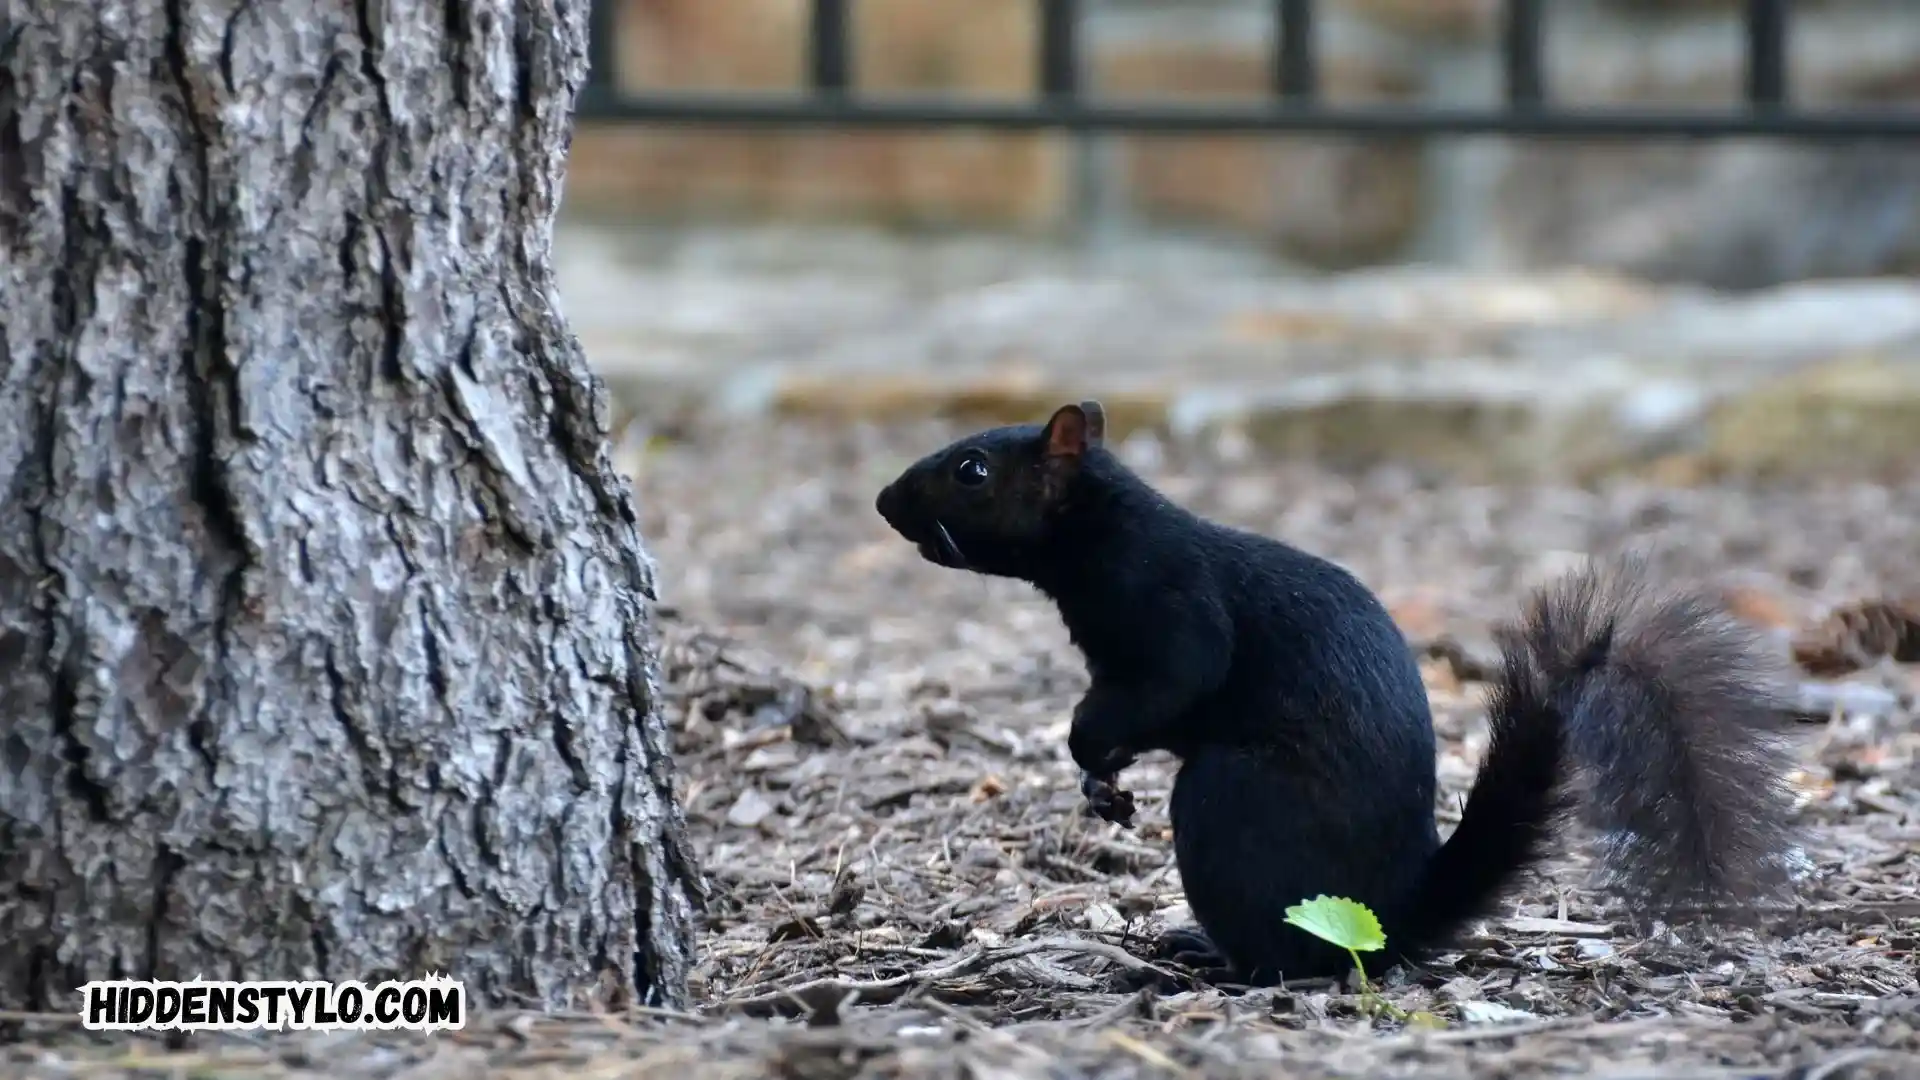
left=578, top=0, right=1920, bottom=138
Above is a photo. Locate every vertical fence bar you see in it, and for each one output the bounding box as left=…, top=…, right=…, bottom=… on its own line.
left=811, top=0, right=852, bottom=95
left=1038, top=0, right=1080, bottom=101
left=1274, top=0, right=1316, bottom=102
left=1745, top=0, right=1788, bottom=107
left=1502, top=0, right=1544, bottom=106
left=1038, top=0, right=1087, bottom=233
left=587, top=0, right=620, bottom=99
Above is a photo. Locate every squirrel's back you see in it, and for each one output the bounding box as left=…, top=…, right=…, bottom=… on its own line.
left=1203, top=518, right=1438, bottom=776
left=1043, top=474, right=1437, bottom=779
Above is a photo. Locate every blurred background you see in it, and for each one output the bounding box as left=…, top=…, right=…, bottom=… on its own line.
left=554, top=1, right=1920, bottom=1018
left=553, top=0, right=1920, bottom=486
left=567, top=0, right=1920, bottom=283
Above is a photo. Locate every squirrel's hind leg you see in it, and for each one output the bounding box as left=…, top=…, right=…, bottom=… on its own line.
left=1151, top=925, right=1241, bottom=986
left=1155, top=924, right=1225, bottom=967
left=1169, top=745, right=1436, bottom=986
left=1104, top=926, right=1240, bottom=993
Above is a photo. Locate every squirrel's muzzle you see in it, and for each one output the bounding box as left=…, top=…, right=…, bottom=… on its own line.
left=874, top=477, right=927, bottom=547
left=874, top=477, right=971, bottom=570
left=875, top=480, right=907, bottom=532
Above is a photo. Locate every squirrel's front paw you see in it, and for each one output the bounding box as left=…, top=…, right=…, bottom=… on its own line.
left=1068, top=723, right=1137, bottom=778
left=1079, top=771, right=1137, bottom=828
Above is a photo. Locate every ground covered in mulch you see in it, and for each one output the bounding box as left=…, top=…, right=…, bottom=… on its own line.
left=8, top=419, right=1918, bottom=1079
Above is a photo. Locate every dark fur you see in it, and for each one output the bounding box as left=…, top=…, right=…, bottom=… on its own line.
left=875, top=403, right=1803, bottom=985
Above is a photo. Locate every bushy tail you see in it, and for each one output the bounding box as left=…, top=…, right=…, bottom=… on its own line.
left=1401, top=558, right=1802, bottom=950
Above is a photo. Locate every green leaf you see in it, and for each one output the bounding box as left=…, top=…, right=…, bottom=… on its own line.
left=1283, top=895, right=1387, bottom=952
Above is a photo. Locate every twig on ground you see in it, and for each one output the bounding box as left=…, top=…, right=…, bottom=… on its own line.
left=1804, top=1048, right=1918, bottom=1080
left=715, top=936, right=1179, bottom=1019
left=912, top=995, right=1056, bottom=1065
left=1100, top=1029, right=1196, bottom=1078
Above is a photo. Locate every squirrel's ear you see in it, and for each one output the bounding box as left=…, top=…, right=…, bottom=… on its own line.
left=1042, top=403, right=1090, bottom=459
left=1079, top=400, right=1106, bottom=447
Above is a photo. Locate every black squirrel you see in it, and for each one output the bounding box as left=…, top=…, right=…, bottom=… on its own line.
left=874, top=400, right=1803, bottom=985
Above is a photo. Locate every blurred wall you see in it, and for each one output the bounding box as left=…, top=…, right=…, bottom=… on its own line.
left=564, top=0, right=1920, bottom=289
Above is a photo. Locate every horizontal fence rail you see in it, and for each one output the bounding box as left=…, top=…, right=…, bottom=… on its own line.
left=579, top=0, right=1920, bottom=139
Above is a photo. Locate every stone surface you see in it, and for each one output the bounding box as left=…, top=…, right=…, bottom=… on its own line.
left=570, top=0, right=1065, bottom=228
left=1335, top=0, right=1500, bottom=39
left=1091, top=24, right=1427, bottom=265
left=1485, top=1, right=1920, bottom=287
left=615, top=0, right=803, bottom=90
left=566, top=129, right=1067, bottom=227
left=557, top=221, right=1920, bottom=481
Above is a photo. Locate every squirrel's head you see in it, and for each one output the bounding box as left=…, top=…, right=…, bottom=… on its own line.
left=874, top=400, right=1107, bottom=579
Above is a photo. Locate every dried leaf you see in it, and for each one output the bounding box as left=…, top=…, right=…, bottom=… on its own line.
left=827, top=866, right=866, bottom=919
left=970, top=774, right=1007, bottom=802
left=1721, top=582, right=1799, bottom=631
left=1791, top=597, right=1920, bottom=676
left=767, top=916, right=822, bottom=943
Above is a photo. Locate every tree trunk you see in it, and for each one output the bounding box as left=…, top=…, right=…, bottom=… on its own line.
left=0, top=0, right=699, bottom=1011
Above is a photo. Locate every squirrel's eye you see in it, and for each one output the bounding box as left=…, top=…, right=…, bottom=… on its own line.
left=954, top=458, right=990, bottom=487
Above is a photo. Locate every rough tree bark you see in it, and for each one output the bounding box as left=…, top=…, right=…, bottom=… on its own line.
left=0, top=0, right=700, bottom=1010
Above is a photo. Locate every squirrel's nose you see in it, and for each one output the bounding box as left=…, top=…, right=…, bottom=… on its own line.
left=875, top=482, right=901, bottom=525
